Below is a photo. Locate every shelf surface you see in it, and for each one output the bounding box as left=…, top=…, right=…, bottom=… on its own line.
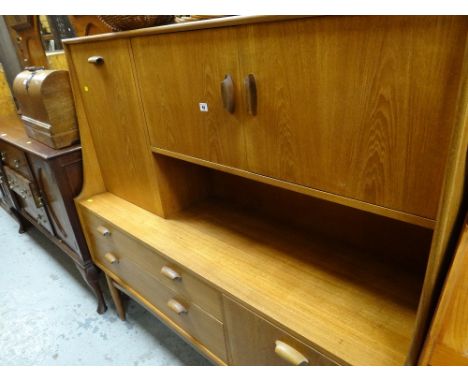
left=80, top=192, right=423, bottom=365
left=152, top=147, right=435, bottom=230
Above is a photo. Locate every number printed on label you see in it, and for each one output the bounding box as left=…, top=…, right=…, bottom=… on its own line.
left=199, top=103, right=208, bottom=112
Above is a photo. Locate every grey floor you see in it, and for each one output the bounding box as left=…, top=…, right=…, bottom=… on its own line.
left=0, top=207, right=211, bottom=365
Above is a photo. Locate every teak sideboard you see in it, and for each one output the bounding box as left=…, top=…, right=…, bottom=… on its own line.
left=63, top=16, right=468, bottom=365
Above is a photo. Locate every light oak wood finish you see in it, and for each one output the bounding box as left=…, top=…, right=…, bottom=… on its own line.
left=132, top=27, right=246, bottom=169
left=240, top=16, right=466, bottom=220
left=140, top=17, right=466, bottom=222
left=67, top=39, right=164, bottom=215
left=420, top=216, right=468, bottom=365
left=81, top=209, right=223, bottom=321
left=105, top=273, right=125, bottom=321
left=64, top=16, right=468, bottom=366
left=79, top=192, right=422, bottom=365
left=89, top=236, right=227, bottom=361
left=153, top=147, right=435, bottom=229
left=211, top=171, right=432, bottom=274
left=407, top=35, right=468, bottom=364
left=110, top=275, right=228, bottom=365
left=224, top=296, right=338, bottom=366
left=46, top=51, right=69, bottom=70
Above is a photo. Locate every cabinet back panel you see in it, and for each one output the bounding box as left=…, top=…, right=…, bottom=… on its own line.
left=211, top=170, right=432, bottom=273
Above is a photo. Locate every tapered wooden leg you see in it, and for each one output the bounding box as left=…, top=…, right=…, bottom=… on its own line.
left=105, top=274, right=126, bottom=321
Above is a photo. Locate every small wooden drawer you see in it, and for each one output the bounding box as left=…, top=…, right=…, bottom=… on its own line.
left=0, top=142, right=33, bottom=181
left=224, top=296, right=339, bottom=366
left=128, top=273, right=227, bottom=362
left=81, top=210, right=223, bottom=321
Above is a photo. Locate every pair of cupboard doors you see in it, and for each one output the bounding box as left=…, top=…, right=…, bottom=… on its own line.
left=71, top=16, right=466, bottom=220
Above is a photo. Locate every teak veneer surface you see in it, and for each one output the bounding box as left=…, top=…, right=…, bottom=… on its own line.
left=421, top=216, right=468, bottom=365
left=79, top=192, right=423, bottom=365
left=132, top=16, right=466, bottom=223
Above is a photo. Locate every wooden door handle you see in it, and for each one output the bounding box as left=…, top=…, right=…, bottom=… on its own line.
left=167, top=298, right=187, bottom=315
left=97, top=225, right=111, bottom=237
left=221, top=74, right=235, bottom=113
left=274, top=341, right=309, bottom=366
left=161, top=265, right=181, bottom=281
left=104, top=252, right=119, bottom=264
left=88, top=56, right=104, bottom=65
left=244, top=74, right=257, bottom=116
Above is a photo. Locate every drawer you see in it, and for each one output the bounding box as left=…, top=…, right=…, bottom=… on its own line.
left=3, top=165, right=52, bottom=233
left=83, top=220, right=227, bottom=360
left=0, top=142, right=33, bottom=181
left=122, top=272, right=227, bottom=362
left=224, top=296, right=339, bottom=366
left=81, top=210, right=223, bottom=321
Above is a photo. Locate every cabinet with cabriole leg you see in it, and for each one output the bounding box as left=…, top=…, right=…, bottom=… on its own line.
left=64, top=15, right=468, bottom=365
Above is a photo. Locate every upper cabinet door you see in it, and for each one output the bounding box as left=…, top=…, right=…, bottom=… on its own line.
left=238, top=16, right=466, bottom=219
left=131, top=28, right=246, bottom=169
left=68, top=40, right=161, bottom=214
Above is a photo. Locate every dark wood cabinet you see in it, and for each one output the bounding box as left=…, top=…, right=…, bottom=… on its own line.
left=0, top=115, right=106, bottom=314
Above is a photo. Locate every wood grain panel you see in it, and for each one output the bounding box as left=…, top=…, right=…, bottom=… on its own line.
left=131, top=27, right=246, bottom=168
left=420, top=216, right=468, bottom=365
left=68, top=40, right=163, bottom=215
left=85, top=224, right=227, bottom=360
left=223, top=296, right=338, bottom=365
left=82, top=209, right=223, bottom=320
left=79, top=192, right=423, bottom=365
left=239, top=16, right=467, bottom=219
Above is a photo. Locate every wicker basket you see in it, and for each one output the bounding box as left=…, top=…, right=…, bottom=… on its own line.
left=98, top=15, right=174, bottom=31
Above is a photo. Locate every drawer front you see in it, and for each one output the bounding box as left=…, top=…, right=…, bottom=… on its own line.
left=0, top=142, right=33, bottom=181
left=3, top=165, right=53, bottom=233
left=82, top=210, right=223, bottom=321
left=224, top=296, right=338, bottom=366
left=83, top=214, right=227, bottom=360
left=127, top=272, right=227, bottom=362
left=132, top=27, right=246, bottom=169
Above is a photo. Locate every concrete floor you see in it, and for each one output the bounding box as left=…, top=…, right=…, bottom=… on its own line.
left=0, top=207, right=211, bottom=365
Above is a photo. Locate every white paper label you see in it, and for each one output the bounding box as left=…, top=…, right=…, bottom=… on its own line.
left=199, top=103, right=208, bottom=112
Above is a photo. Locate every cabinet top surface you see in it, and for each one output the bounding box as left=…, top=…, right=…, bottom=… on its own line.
left=62, top=16, right=306, bottom=45
left=0, top=115, right=81, bottom=160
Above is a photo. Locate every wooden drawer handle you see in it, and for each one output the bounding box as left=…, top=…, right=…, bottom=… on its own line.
left=167, top=298, right=187, bottom=315
left=88, top=56, right=104, bottom=65
left=221, top=74, right=235, bottom=113
left=244, top=74, right=257, bottom=116
left=104, top=252, right=119, bottom=265
left=161, top=265, right=181, bottom=281
left=274, top=341, right=309, bottom=366
left=96, top=225, right=111, bottom=237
